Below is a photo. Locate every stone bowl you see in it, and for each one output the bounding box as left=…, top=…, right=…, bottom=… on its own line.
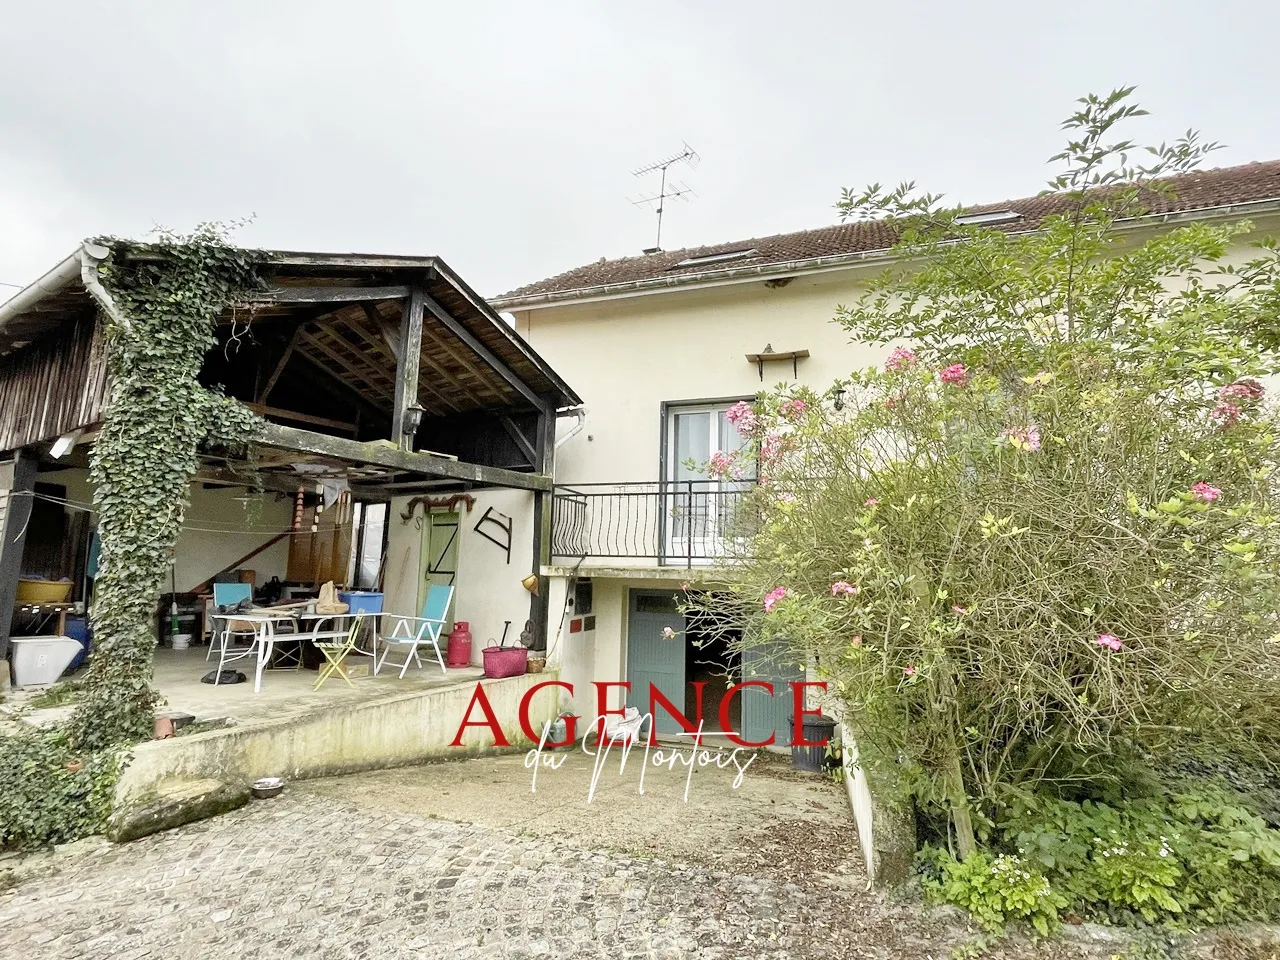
left=251, top=777, right=284, bottom=799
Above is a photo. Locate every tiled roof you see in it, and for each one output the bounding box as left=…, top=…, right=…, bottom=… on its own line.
left=494, top=160, right=1280, bottom=306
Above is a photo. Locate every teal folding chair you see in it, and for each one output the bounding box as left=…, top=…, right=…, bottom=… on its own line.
left=209, top=582, right=254, bottom=662
left=374, top=584, right=454, bottom=677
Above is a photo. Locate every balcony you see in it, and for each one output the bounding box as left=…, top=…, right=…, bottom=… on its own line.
left=551, top=480, right=753, bottom=567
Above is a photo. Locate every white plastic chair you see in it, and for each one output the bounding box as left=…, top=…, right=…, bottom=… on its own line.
left=374, top=584, right=454, bottom=677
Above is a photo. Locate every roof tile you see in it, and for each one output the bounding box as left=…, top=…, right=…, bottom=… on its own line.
left=496, top=160, right=1280, bottom=304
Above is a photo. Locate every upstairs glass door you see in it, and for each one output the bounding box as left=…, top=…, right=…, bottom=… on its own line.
left=666, top=403, right=753, bottom=563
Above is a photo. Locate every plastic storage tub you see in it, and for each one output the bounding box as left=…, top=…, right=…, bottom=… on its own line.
left=65, top=616, right=92, bottom=671
left=337, top=591, right=384, bottom=616
left=10, top=636, right=83, bottom=686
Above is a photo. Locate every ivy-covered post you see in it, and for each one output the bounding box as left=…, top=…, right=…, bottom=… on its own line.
left=68, top=227, right=265, bottom=751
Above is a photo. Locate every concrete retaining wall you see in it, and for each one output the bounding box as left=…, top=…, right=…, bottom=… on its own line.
left=116, top=671, right=562, bottom=805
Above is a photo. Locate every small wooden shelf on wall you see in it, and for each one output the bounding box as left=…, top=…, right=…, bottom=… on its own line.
left=745, top=344, right=809, bottom=380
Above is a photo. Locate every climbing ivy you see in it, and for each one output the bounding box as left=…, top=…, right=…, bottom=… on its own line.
left=68, top=224, right=266, bottom=750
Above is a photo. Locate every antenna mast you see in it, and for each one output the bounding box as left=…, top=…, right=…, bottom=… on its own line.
left=631, top=142, right=699, bottom=251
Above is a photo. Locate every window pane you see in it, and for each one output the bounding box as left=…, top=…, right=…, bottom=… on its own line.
left=673, top=411, right=710, bottom=479
left=358, top=503, right=387, bottom=588
left=718, top=409, right=756, bottom=480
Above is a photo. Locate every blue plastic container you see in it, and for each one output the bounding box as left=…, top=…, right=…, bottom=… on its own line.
left=65, top=616, right=92, bottom=671
left=337, top=591, right=384, bottom=616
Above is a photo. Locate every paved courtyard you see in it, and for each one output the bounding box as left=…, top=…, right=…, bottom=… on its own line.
left=0, top=753, right=1211, bottom=959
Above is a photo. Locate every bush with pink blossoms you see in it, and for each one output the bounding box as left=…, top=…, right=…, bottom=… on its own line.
left=683, top=91, right=1280, bottom=876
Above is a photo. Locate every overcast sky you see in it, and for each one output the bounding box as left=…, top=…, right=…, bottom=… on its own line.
left=3, top=1, right=1278, bottom=299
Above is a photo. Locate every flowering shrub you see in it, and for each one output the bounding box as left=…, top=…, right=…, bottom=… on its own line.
left=685, top=91, right=1280, bottom=885
left=919, top=848, right=1067, bottom=935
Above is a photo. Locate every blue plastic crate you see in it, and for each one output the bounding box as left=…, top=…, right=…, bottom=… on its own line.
left=338, top=591, right=384, bottom=616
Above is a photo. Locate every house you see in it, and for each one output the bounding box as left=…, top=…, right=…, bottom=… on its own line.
left=0, top=247, right=582, bottom=786
left=491, top=159, right=1280, bottom=744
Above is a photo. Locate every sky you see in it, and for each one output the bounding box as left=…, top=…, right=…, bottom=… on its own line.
left=2, top=0, right=1279, bottom=299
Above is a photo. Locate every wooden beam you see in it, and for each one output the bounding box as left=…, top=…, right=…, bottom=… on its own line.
left=194, top=466, right=303, bottom=496
left=258, top=327, right=302, bottom=402
left=421, top=293, right=546, bottom=411
left=356, top=304, right=463, bottom=415
left=191, top=532, right=293, bottom=593
left=499, top=415, right=537, bottom=466
left=0, top=452, right=38, bottom=662
left=258, top=422, right=552, bottom=491
left=393, top=288, right=425, bottom=448
left=361, top=303, right=401, bottom=361
left=245, top=404, right=357, bottom=434
left=298, top=331, right=395, bottom=403
left=245, top=285, right=413, bottom=305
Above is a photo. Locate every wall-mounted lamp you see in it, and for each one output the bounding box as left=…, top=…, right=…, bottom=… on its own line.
left=402, top=402, right=425, bottom=440
left=521, top=573, right=540, bottom=595
left=832, top=387, right=846, bottom=412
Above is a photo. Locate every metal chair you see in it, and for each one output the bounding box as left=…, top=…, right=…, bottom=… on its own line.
left=374, top=584, right=454, bottom=678
left=208, top=583, right=254, bottom=662
left=313, top=614, right=367, bottom=690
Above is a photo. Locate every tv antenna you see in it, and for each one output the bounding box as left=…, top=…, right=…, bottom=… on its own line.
left=631, top=142, right=699, bottom=252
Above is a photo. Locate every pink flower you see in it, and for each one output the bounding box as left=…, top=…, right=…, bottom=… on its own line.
left=830, top=581, right=858, bottom=597
left=851, top=634, right=863, bottom=646
left=939, top=363, right=969, bottom=386
left=885, top=346, right=918, bottom=372
left=781, top=398, right=808, bottom=420
left=760, top=433, right=785, bottom=466
left=708, top=450, right=742, bottom=480
left=763, top=587, right=789, bottom=613
left=1219, top=379, right=1264, bottom=403
left=1095, top=633, right=1123, bottom=652
left=864, top=497, right=880, bottom=507
left=1002, top=424, right=1042, bottom=452
left=903, top=665, right=916, bottom=677
left=1212, top=401, right=1241, bottom=426
left=951, top=605, right=968, bottom=615
left=725, top=400, right=758, bottom=437
left=1190, top=482, right=1222, bottom=503
left=680, top=582, right=690, bottom=591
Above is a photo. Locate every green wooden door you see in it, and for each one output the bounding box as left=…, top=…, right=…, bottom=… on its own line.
left=418, top=511, right=458, bottom=630
left=626, top=590, right=686, bottom=737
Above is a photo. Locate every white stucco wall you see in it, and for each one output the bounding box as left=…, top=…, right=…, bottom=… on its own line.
left=38, top=467, right=292, bottom=592
left=383, top=489, right=538, bottom=664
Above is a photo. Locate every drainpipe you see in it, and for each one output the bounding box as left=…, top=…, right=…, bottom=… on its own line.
left=78, top=241, right=130, bottom=332
left=555, top=407, right=587, bottom=451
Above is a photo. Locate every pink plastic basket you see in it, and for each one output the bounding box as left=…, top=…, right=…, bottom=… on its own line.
left=482, top=646, right=528, bottom=679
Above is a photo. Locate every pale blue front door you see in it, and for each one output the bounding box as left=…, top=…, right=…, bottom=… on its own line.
left=626, top=590, right=686, bottom=736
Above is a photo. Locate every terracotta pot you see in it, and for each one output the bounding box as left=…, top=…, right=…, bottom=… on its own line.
left=153, top=716, right=175, bottom=740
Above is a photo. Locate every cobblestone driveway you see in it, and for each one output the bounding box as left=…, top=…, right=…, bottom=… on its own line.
left=1, top=791, right=928, bottom=960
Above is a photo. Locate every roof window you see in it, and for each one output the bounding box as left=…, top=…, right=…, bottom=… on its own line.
left=954, top=210, right=1022, bottom=226
left=671, top=248, right=758, bottom=269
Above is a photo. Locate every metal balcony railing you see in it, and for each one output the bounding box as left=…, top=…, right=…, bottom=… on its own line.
left=551, top=480, right=753, bottom=566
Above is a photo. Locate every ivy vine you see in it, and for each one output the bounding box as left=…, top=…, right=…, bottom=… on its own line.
left=68, top=224, right=266, bottom=750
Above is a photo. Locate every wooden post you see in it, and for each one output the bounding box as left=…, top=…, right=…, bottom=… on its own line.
left=529, top=404, right=556, bottom=652
left=392, top=287, right=426, bottom=450
left=0, top=451, right=38, bottom=668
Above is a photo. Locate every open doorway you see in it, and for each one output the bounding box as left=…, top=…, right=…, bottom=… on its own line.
left=685, top=612, right=741, bottom=734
